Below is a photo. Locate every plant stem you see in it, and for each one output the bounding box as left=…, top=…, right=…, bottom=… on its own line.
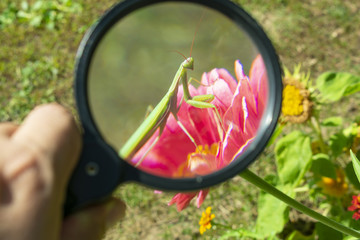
left=240, top=169, right=360, bottom=238
left=310, top=116, right=327, bottom=153
left=212, top=222, right=233, bottom=230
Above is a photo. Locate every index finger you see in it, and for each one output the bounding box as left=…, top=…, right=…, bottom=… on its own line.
left=11, top=103, right=82, bottom=188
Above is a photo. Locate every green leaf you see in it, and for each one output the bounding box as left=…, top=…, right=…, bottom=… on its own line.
left=320, top=116, right=343, bottom=127
left=218, top=228, right=263, bottom=240
left=30, top=15, right=42, bottom=27
left=286, top=230, right=315, bottom=240
left=329, top=124, right=359, bottom=158
left=350, top=150, right=360, bottom=184
left=315, top=222, right=342, bottom=240
left=255, top=184, right=293, bottom=238
left=21, top=1, right=29, bottom=11
left=345, top=162, right=360, bottom=190
left=33, top=1, right=44, bottom=11
left=329, top=132, right=350, bottom=157
left=343, top=237, right=359, bottom=240
left=344, top=82, right=360, bottom=96
left=316, top=72, right=360, bottom=102
left=311, top=154, right=336, bottom=179
left=16, top=10, right=29, bottom=20
left=275, top=131, right=312, bottom=186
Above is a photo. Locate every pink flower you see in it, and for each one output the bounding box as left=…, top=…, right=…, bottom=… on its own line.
left=168, top=190, right=209, bottom=212
left=131, top=55, right=267, bottom=210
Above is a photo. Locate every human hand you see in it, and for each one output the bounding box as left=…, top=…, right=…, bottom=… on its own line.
left=0, top=103, right=125, bottom=240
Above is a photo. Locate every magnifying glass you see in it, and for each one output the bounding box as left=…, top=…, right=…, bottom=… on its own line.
left=64, top=0, right=282, bottom=215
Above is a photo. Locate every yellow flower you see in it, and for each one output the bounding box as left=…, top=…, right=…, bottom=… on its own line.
left=280, top=65, right=312, bottom=124
left=199, top=206, right=215, bottom=235
left=318, top=169, right=348, bottom=197
left=282, top=84, right=304, bottom=116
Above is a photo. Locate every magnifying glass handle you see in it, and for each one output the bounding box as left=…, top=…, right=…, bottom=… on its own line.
left=63, top=132, right=122, bottom=216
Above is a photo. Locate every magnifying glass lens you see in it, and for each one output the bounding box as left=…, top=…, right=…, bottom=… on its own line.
left=88, top=2, right=269, bottom=179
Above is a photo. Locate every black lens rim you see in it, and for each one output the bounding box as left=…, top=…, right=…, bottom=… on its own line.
left=74, top=0, right=282, bottom=191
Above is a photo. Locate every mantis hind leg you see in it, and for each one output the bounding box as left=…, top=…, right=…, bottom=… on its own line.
left=176, top=119, right=217, bottom=172
left=134, top=118, right=202, bottom=168
left=134, top=135, right=160, bottom=167
left=176, top=119, right=202, bottom=153
left=134, top=124, right=165, bottom=167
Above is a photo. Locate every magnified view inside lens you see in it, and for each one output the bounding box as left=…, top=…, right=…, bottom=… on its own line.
left=88, top=2, right=268, bottom=179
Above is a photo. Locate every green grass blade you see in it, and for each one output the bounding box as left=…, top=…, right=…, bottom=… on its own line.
left=350, top=150, right=360, bottom=184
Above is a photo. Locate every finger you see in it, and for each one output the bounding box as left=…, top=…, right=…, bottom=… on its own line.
left=10, top=103, right=82, bottom=188
left=104, top=198, right=127, bottom=228
left=0, top=123, right=18, bottom=165
left=0, top=122, right=18, bottom=140
left=61, top=198, right=126, bottom=240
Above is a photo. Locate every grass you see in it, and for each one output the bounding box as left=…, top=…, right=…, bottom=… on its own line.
left=1, top=0, right=360, bottom=239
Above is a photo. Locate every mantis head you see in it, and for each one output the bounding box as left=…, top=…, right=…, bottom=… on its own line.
left=183, top=57, right=194, bottom=70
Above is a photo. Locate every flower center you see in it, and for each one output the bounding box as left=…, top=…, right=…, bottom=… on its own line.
left=190, top=143, right=218, bottom=157
left=175, top=143, right=219, bottom=177
left=282, top=84, right=304, bottom=116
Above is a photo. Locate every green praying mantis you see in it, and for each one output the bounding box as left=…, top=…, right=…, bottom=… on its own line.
left=118, top=55, right=220, bottom=166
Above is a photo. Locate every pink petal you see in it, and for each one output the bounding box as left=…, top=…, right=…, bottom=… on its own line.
left=249, top=55, right=268, bottom=115
left=196, top=190, right=209, bottom=208
left=168, top=192, right=197, bottom=211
